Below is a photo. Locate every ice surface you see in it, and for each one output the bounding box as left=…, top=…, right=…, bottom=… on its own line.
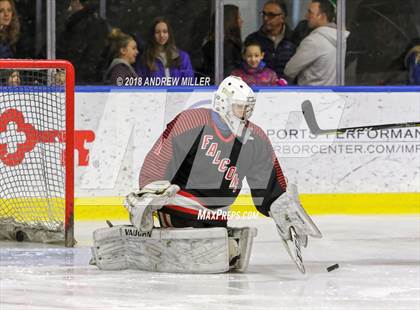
left=1, top=216, right=419, bottom=310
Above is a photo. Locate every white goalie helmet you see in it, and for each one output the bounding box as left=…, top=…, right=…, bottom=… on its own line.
left=213, top=76, right=256, bottom=136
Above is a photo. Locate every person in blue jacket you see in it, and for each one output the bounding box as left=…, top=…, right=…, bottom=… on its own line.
left=137, top=17, right=194, bottom=84
left=0, top=0, right=20, bottom=58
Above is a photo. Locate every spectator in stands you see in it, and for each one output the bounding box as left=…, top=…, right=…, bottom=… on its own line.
left=99, top=35, right=144, bottom=85
left=231, top=40, right=287, bottom=86
left=245, top=0, right=296, bottom=81
left=7, top=69, right=20, bottom=85
left=405, top=40, right=420, bottom=85
left=1, top=69, right=20, bottom=85
left=284, top=0, right=349, bottom=85
left=0, top=0, right=19, bottom=58
left=103, top=28, right=139, bottom=85
left=137, top=17, right=194, bottom=84
left=57, top=0, right=110, bottom=84
left=202, top=4, right=243, bottom=82
left=53, top=69, right=66, bottom=86
left=290, top=0, right=336, bottom=47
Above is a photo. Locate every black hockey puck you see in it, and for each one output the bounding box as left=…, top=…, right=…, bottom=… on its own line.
left=327, top=263, right=339, bottom=272
left=15, top=230, right=25, bottom=242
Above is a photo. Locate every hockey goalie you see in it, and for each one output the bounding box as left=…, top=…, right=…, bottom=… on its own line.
left=90, top=76, right=322, bottom=273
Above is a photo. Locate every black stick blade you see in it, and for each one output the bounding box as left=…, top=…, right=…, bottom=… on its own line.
left=302, top=100, right=420, bottom=135
left=301, top=100, right=326, bottom=135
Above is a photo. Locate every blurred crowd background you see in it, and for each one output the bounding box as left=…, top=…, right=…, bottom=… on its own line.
left=2, top=0, right=420, bottom=86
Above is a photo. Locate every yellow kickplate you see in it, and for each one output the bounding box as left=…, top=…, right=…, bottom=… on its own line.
left=72, top=193, right=420, bottom=220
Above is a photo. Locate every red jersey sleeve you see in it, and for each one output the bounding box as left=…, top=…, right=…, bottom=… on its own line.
left=246, top=124, right=287, bottom=216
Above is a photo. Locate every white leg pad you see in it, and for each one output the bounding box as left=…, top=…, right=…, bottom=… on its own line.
left=228, top=227, right=258, bottom=272
left=91, top=225, right=230, bottom=273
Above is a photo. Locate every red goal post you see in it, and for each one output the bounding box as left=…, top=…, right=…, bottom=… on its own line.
left=0, top=59, right=75, bottom=247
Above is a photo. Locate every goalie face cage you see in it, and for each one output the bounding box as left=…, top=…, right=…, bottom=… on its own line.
left=0, top=60, right=75, bottom=247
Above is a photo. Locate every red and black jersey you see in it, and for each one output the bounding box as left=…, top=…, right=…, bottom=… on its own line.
left=139, top=108, right=286, bottom=222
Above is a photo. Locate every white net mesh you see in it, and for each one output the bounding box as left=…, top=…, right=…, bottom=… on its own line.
left=0, top=67, right=69, bottom=243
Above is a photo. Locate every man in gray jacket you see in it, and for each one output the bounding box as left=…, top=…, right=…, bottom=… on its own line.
left=284, top=0, right=349, bottom=85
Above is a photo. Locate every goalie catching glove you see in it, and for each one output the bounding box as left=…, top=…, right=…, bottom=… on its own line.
left=124, top=180, right=180, bottom=232
left=270, top=183, right=322, bottom=241
left=269, top=183, right=322, bottom=273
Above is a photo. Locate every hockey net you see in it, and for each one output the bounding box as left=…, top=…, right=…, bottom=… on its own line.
left=0, top=60, right=75, bottom=246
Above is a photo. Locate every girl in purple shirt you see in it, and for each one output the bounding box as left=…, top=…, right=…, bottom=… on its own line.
left=231, top=40, right=287, bottom=86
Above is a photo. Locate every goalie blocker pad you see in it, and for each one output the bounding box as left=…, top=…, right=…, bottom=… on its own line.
left=90, top=225, right=256, bottom=273
left=125, top=180, right=180, bottom=232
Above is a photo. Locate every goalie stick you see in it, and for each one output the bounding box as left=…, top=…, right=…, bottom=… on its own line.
left=277, top=226, right=306, bottom=274
left=302, top=100, right=420, bottom=135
